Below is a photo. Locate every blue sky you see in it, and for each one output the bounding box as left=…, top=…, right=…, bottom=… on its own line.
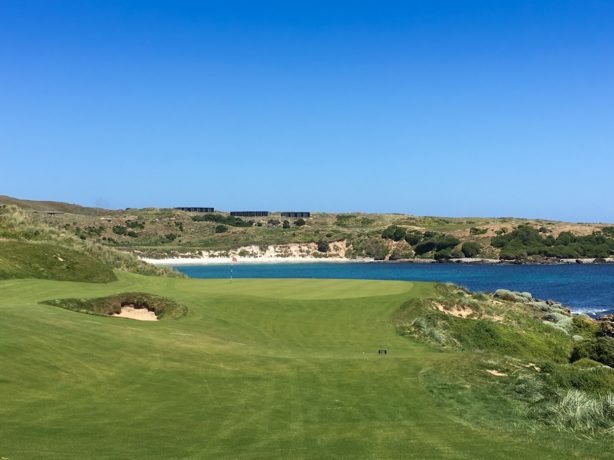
left=1, top=1, right=613, bottom=222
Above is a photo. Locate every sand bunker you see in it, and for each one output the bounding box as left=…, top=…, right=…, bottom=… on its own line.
left=112, top=306, right=158, bottom=321
left=485, top=369, right=507, bottom=377
left=433, top=302, right=474, bottom=318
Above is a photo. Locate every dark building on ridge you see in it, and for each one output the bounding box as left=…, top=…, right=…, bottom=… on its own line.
left=230, top=211, right=269, bottom=217
left=175, top=207, right=214, bottom=213
left=281, top=212, right=311, bottom=218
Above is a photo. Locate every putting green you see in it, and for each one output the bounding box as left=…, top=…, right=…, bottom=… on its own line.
left=0, top=273, right=610, bottom=458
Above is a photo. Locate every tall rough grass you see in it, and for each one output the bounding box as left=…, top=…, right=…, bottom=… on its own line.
left=0, top=205, right=181, bottom=277
left=541, top=389, right=614, bottom=432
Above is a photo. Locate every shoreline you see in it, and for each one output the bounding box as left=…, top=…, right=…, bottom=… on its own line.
left=141, top=256, right=614, bottom=266
left=141, top=256, right=375, bottom=266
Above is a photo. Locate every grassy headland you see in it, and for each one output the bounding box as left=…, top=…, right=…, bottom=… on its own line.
left=2, top=195, right=612, bottom=263
left=0, top=203, right=181, bottom=280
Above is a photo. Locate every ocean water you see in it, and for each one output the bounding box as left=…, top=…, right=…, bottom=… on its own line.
left=175, top=262, right=614, bottom=316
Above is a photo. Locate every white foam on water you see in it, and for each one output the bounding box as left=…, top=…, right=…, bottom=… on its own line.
left=571, top=306, right=611, bottom=316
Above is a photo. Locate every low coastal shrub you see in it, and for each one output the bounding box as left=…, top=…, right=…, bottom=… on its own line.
left=382, top=225, right=406, bottom=241
left=316, top=240, right=329, bottom=253
left=492, top=224, right=614, bottom=259
left=389, top=242, right=414, bottom=260
left=461, top=242, right=481, bottom=258
left=191, top=214, right=252, bottom=227
left=434, top=235, right=461, bottom=250
left=164, top=233, right=177, bottom=242
left=350, top=235, right=389, bottom=260
left=404, top=231, right=421, bottom=245
left=414, top=240, right=436, bottom=255
left=570, top=337, right=614, bottom=367
left=112, top=225, right=128, bottom=235
left=215, top=224, right=228, bottom=233
left=126, top=220, right=145, bottom=230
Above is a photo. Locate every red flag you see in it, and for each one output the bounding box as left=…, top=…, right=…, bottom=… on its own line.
left=231, top=256, right=237, bottom=263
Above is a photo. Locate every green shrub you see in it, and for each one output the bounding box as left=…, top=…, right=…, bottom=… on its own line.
left=353, top=236, right=389, bottom=260
left=461, top=242, right=481, bottom=258
left=191, top=214, right=252, bottom=227
left=382, top=225, right=405, bottom=241
left=112, top=225, right=128, bottom=236
left=571, top=337, right=614, bottom=367
left=415, top=241, right=436, bottom=255
left=491, top=224, right=614, bottom=260
left=404, top=232, right=421, bottom=245
left=317, top=240, right=329, bottom=253
left=282, top=220, right=290, bottom=229
left=126, top=220, right=145, bottom=229
left=469, top=227, right=487, bottom=235
left=335, top=214, right=357, bottom=226
left=295, top=218, right=306, bottom=227
left=215, top=225, right=228, bottom=233
left=434, top=249, right=452, bottom=261
left=434, top=235, right=460, bottom=250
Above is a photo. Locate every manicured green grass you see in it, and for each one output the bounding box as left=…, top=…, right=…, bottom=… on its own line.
left=0, top=274, right=611, bottom=458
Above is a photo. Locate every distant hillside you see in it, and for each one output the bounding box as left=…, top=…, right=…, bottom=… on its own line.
left=0, top=203, right=180, bottom=281
left=2, top=195, right=613, bottom=263
left=0, top=195, right=112, bottom=216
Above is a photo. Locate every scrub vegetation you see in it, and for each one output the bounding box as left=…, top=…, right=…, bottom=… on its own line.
left=0, top=204, right=180, bottom=279
left=2, top=195, right=612, bottom=262
left=396, top=284, right=614, bottom=435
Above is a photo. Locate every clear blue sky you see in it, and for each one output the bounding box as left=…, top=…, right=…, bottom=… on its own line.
left=1, top=1, right=613, bottom=222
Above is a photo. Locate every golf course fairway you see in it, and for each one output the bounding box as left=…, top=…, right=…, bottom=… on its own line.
left=0, top=273, right=610, bottom=459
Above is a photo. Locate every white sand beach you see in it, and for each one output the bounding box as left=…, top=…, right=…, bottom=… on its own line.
left=141, top=255, right=373, bottom=265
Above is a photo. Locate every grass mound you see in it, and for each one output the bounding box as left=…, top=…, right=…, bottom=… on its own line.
left=0, top=240, right=116, bottom=283
left=0, top=204, right=181, bottom=278
left=396, top=283, right=614, bottom=434
left=42, top=292, right=187, bottom=319
left=396, top=284, right=571, bottom=362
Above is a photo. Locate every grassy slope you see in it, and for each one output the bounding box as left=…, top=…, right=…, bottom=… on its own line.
left=0, top=204, right=180, bottom=278
left=1, top=274, right=610, bottom=459
left=0, top=195, right=111, bottom=216
left=0, top=240, right=117, bottom=282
